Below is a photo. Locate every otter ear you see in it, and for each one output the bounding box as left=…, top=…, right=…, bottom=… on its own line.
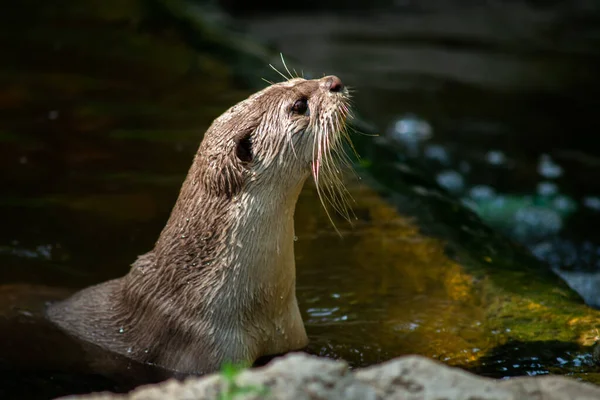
left=234, top=128, right=253, bottom=163
left=208, top=126, right=255, bottom=198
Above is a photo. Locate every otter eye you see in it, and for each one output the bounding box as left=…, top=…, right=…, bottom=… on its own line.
left=235, top=131, right=253, bottom=163
left=291, top=98, right=309, bottom=115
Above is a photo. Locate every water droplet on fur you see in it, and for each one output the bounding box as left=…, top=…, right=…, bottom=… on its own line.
left=127, top=347, right=132, bottom=353
left=181, top=234, right=186, bottom=238
left=119, top=327, right=125, bottom=334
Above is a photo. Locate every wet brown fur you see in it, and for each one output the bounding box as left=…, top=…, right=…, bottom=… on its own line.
left=47, top=76, right=351, bottom=374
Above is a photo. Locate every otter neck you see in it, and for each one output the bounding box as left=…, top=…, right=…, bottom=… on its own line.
left=149, top=170, right=309, bottom=310
left=225, top=179, right=306, bottom=303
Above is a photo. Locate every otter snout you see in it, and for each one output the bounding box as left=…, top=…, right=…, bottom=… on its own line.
left=322, top=75, right=344, bottom=92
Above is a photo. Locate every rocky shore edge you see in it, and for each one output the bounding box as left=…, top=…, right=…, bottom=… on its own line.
left=62, top=353, right=600, bottom=399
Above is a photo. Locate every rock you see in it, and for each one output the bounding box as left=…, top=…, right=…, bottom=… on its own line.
left=61, top=353, right=600, bottom=400
left=356, top=356, right=512, bottom=399
left=499, top=376, right=600, bottom=400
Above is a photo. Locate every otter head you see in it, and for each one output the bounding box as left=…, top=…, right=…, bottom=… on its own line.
left=196, top=75, right=352, bottom=207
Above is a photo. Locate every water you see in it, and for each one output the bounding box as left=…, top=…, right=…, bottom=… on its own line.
left=238, top=0, right=600, bottom=384
left=2, top=1, right=600, bottom=398
left=238, top=4, right=600, bottom=308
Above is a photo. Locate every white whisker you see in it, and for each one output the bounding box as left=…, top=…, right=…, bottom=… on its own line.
left=269, top=63, right=290, bottom=81
left=280, top=53, right=294, bottom=80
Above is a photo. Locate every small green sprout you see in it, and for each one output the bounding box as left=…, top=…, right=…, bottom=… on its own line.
left=218, top=362, right=269, bottom=400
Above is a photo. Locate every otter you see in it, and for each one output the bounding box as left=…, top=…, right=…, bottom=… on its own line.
left=47, top=75, right=352, bottom=375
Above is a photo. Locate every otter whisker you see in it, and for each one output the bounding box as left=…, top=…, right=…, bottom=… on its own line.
left=269, top=63, right=290, bottom=82
left=261, top=77, right=275, bottom=86
left=287, top=129, right=298, bottom=159
left=322, top=116, right=356, bottom=221
left=311, top=124, right=319, bottom=184
left=313, top=170, right=340, bottom=233
left=313, top=123, right=354, bottom=231
left=302, top=83, right=356, bottom=234
left=338, top=123, right=361, bottom=169
left=316, top=127, right=325, bottom=181
left=280, top=53, right=294, bottom=80
left=329, top=146, right=357, bottom=207
left=347, top=123, right=378, bottom=138
left=328, top=173, right=356, bottom=222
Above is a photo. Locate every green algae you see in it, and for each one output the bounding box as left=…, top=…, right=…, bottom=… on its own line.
left=344, top=129, right=600, bottom=379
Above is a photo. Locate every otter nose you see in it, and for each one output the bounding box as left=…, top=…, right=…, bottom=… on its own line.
left=323, top=75, right=344, bottom=92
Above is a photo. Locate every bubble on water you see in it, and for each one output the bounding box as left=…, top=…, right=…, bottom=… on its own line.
left=469, top=185, right=496, bottom=201
left=390, top=114, right=432, bottom=141
left=424, top=144, right=450, bottom=165
left=537, top=181, right=558, bottom=197
left=490, top=196, right=507, bottom=210
left=552, top=195, right=577, bottom=213
left=486, top=150, right=506, bottom=166
left=538, top=154, right=563, bottom=179
left=436, top=170, right=464, bottom=194
left=513, top=207, right=563, bottom=241
left=531, top=242, right=554, bottom=263
left=388, top=114, right=433, bottom=157
left=583, top=196, right=600, bottom=211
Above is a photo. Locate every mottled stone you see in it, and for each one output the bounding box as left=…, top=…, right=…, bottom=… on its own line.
left=356, top=356, right=513, bottom=400
left=61, top=353, right=600, bottom=400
